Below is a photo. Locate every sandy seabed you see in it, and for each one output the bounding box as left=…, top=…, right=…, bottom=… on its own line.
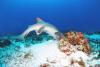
left=0, top=40, right=90, bottom=67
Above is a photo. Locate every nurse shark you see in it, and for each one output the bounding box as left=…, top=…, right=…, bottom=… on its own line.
left=20, top=18, right=63, bottom=40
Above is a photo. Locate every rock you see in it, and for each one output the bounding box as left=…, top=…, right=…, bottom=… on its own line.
left=94, top=64, right=100, bottom=67
left=15, top=39, right=22, bottom=42
left=0, top=39, right=11, bottom=48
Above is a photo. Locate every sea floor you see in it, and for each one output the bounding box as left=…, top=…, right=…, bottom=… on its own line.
left=0, top=33, right=100, bottom=67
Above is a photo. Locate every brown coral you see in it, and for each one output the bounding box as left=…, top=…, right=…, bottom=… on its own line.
left=59, top=31, right=91, bottom=55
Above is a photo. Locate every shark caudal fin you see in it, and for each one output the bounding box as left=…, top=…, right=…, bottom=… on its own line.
left=7, top=34, right=25, bottom=40
left=18, top=34, right=25, bottom=40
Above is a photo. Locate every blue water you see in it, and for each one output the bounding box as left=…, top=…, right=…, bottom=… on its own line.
left=0, top=1, right=100, bottom=66
left=0, top=0, right=100, bottom=36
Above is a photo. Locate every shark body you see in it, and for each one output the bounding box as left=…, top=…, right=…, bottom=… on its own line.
left=21, top=18, right=63, bottom=40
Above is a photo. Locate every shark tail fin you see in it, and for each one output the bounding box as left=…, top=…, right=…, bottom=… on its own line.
left=10, top=35, right=25, bottom=40
left=18, top=34, right=25, bottom=40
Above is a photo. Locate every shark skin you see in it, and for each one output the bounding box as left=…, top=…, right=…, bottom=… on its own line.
left=20, top=18, right=63, bottom=40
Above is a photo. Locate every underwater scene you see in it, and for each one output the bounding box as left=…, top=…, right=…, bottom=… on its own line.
left=0, top=18, right=100, bottom=67
left=0, top=0, right=100, bottom=67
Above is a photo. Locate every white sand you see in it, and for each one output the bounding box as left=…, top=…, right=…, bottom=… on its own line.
left=6, top=40, right=90, bottom=67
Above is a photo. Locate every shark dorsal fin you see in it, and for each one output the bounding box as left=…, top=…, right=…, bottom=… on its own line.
left=36, top=18, right=45, bottom=23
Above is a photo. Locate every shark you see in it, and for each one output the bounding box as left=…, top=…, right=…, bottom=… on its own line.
left=20, top=18, right=63, bottom=40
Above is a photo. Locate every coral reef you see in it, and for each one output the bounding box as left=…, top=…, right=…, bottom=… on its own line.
left=59, top=31, right=91, bottom=55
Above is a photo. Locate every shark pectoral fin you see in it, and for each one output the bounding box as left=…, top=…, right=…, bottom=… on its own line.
left=36, top=26, right=45, bottom=35
left=36, top=31, right=40, bottom=35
